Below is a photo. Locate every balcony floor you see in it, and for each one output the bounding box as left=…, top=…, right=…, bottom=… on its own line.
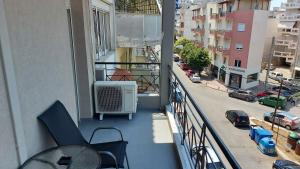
left=79, top=109, right=181, bottom=169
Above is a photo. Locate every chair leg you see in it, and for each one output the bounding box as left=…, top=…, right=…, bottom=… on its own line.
left=125, top=152, right=130, bottom=169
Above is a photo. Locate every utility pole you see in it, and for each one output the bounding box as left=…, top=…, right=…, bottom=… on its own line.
left=265, top=36, right=275, bottom=90
left=271, top=79, right=283, bottom=130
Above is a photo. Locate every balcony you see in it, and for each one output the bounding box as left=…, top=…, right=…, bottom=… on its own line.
left=192, top=28, right=205, bottom=36
left=278, top=27, right=300, bottom=35
left=278, top=14, right=300, bottom=21
left=275, top=39, right=297, bottom=49
left=208, top=45, right=217, bottom=52
left=192, top=15, right=206, bottom=22
left=273, top=51, right=295, bottom=63
left=281, top=1, right=300, bottom=9
left=216, top=46, right=230, bottom=55
left=210, top=13, right=219, bottom=19
left=209, top=29, right=217, bottom=36
left=95, top=62, right=160, bottom=94
left=193, top=41, right=204, bottom=48
left=79, top=109, right=180, bottom=169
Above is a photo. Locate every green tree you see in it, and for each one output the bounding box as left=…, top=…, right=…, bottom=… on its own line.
left=187, top=48, right=211, bottom=74
left=180, top=42, right=196, bottom=62
left=174, top=37, right=192, bottom=54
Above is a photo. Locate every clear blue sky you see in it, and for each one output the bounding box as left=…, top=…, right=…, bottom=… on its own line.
left=270, top=0, right=286, bottom=9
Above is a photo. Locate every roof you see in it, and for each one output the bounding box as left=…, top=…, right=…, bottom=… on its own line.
left=256, top=128, right=273, bottom=136
left=229, top=110, right=248, bottom=116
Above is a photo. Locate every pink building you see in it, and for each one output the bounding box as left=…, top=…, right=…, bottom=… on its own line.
left=191, top=0, right=269, bottom=89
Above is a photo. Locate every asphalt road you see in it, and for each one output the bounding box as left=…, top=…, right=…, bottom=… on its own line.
left=173, top=64, right=298, bottom=169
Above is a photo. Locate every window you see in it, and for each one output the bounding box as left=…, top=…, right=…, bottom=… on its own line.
left=235, top=43, right=243, bottom=50
left=210, top=8, right=213, bottom=15
left=92, top=8, right=111, bottom=59
left=247, top=73, right=258, bottom=83
left=234, top=60, right=241, bottom=67
left=223, top=57, right=227, bottom=64
left=237, top=23, right=245, bottom=32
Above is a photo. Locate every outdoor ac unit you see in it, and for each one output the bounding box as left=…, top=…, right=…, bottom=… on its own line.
left=94, top=81, right=138, bottom=120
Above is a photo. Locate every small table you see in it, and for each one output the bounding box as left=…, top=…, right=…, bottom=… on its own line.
left=19, top=145, right=101, bottom=169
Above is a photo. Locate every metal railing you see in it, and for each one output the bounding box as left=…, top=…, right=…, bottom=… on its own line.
left=168, top=68, right=241, bottom=169
left=95, top=62, right=160, bottom=94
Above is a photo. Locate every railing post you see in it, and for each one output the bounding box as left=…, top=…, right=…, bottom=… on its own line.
left=181, top=93, right=187, bottom=145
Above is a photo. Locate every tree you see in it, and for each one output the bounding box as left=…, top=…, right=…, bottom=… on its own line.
left=174, top=37, right=192, bottom=54
left=180, top=42, right=196, bottom=62
left=187, top=48, right=211, bottom=74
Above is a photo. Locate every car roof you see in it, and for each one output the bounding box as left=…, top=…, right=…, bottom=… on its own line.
left=278, top=112, right=300, bottom=119
left=228, top=110, right=248, bottom=116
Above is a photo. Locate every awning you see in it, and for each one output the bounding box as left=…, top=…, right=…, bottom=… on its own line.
left=278, top=21, right=296, bottom=28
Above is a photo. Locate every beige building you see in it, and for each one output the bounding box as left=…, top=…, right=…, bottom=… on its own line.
left=271, top=0, right=300, bottom=79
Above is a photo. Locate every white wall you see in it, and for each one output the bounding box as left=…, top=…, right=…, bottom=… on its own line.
left=183, top=9, right=194, bottom=40
left=0, top=0, right=78, bottom=168
left=247, top=10, right=268, bottom=74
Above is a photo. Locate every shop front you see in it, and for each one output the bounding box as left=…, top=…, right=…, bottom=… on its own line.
left=211, top=65, right=219, bottom=78
left=219, top=68, right=226, bottom=83
left=229, top=73, right=242, bottom=89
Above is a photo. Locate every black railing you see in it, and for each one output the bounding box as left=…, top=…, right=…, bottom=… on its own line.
left=169, top=68, right=241, bottom=169
left=95, top=62, right=160, bottom=94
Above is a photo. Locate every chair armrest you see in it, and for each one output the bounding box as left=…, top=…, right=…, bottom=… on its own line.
left=99, top=151, right=119, bottom=169
left=89, top=127, right=124, bottom=144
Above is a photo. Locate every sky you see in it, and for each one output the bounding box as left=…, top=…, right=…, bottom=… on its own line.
left=270, top=0, right=287, bottom=10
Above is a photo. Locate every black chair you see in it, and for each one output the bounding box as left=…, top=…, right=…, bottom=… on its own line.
left=37, top=100, right=130, bottom=169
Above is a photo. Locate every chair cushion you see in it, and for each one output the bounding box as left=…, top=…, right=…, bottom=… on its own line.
left=91, top=141, right=128, bottom=168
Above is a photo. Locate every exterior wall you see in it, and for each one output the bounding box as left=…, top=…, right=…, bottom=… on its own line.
left=183, top=9, right=194, bottom=40
left=228, top=10, right=254, bottom=69
left=1, top=0, right=78, bottom=167
left=262, top=17, right=278, bottom=65
left=0, top=45, right=19, bottom=169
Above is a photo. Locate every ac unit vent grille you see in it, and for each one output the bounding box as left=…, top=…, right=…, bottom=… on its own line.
left=96, top=86, right=122, bottom=112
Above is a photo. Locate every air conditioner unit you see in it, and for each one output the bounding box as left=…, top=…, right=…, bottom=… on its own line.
left=94, top=81, right=138, bottom=120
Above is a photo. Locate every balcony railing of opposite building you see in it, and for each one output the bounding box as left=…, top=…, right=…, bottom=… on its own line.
left=95, top=62, right=160, bottom=94
left=169, top=68, right=241, bottom=169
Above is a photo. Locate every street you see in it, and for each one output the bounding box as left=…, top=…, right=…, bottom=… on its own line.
left=173, top=64, right=300, bottom=169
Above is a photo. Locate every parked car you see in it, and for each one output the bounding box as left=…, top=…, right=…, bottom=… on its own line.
left=258, top=95, right=287, bottom=109
left=256, top=90, right=276, bottom=98
left=190, top=73, right=201, bottom=83
left=180, top=63, right=190, bottom=70
left=272, top=86, right=292, bottom=92
left=273, top=160, right=300, bottom=169
left=186, top=69, right=195, bottom=77
left=264, top=112, right=300, bottom=130
left=269, top=71, right=283, bottom=81
left=177, top=60, right=184, bottom=66
left=225, top=110, right=250, bottom=127
left=282, top=78, right=294, bottom=86
left=192, top=146, right=224, bottom=169
left=173, top=54, right=180, bottom=62
left=228, top=90, right=256, bottom=102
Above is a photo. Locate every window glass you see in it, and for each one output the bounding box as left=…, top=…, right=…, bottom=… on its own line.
left=247, top=73, right=258, bottom=83
left=234, top=60, right=241, bottom=67
left=237, top=23, right=245, bottom=32
left=235, top=43, right=243, bottom=50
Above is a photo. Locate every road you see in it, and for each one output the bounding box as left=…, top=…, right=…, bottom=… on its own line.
left=173, top=64, right=300, bottom=169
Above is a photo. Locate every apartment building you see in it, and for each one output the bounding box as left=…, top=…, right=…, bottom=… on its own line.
left=191, top=0, right=269, bottom=89
left=272, top=0, right=300, bottom=79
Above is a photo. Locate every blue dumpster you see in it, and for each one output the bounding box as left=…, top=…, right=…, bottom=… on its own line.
left=258, top=137, right=276, bottom=156
left=249, top=125, right=261, bottom=140
left=254, top=128, right=273, bottom=144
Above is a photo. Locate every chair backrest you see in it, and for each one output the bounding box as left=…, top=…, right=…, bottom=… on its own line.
left=37, top=100, right=87, bottom=146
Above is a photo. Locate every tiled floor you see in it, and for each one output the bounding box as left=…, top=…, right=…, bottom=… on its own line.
left=79, top=109, right=181, bottom=169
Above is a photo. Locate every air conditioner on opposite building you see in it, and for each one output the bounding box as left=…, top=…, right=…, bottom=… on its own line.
left=94, top=81, right=138, bottom=120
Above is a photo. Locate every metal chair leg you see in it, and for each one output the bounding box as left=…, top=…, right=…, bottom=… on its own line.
left=125, top=152, right=130, bottom=169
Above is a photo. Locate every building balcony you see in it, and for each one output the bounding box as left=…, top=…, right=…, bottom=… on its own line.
left=273, top=51, right=295, bottom=63
left=216, top=46, right=230, bottom=55
left=275, top=39, right=297, bottom=49
left=192, top=15, right=206, bottom=21
left=281, top=1, right=300, bottom=9
left=209, top=29, right=217, bottom=36
left=278, top=27, right=300, bottom=35
left=279, top=14, right=300, bottom=21
left=192, top=28, right=205, bottom=35
left=193, top=41, right=204, bottom=47
left=208, top=45, right=216, bottom=52
left=210, top=13, right=219, bottom=19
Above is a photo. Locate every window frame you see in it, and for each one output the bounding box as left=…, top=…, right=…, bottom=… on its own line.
left=237, top=23, right=245, bottom=32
